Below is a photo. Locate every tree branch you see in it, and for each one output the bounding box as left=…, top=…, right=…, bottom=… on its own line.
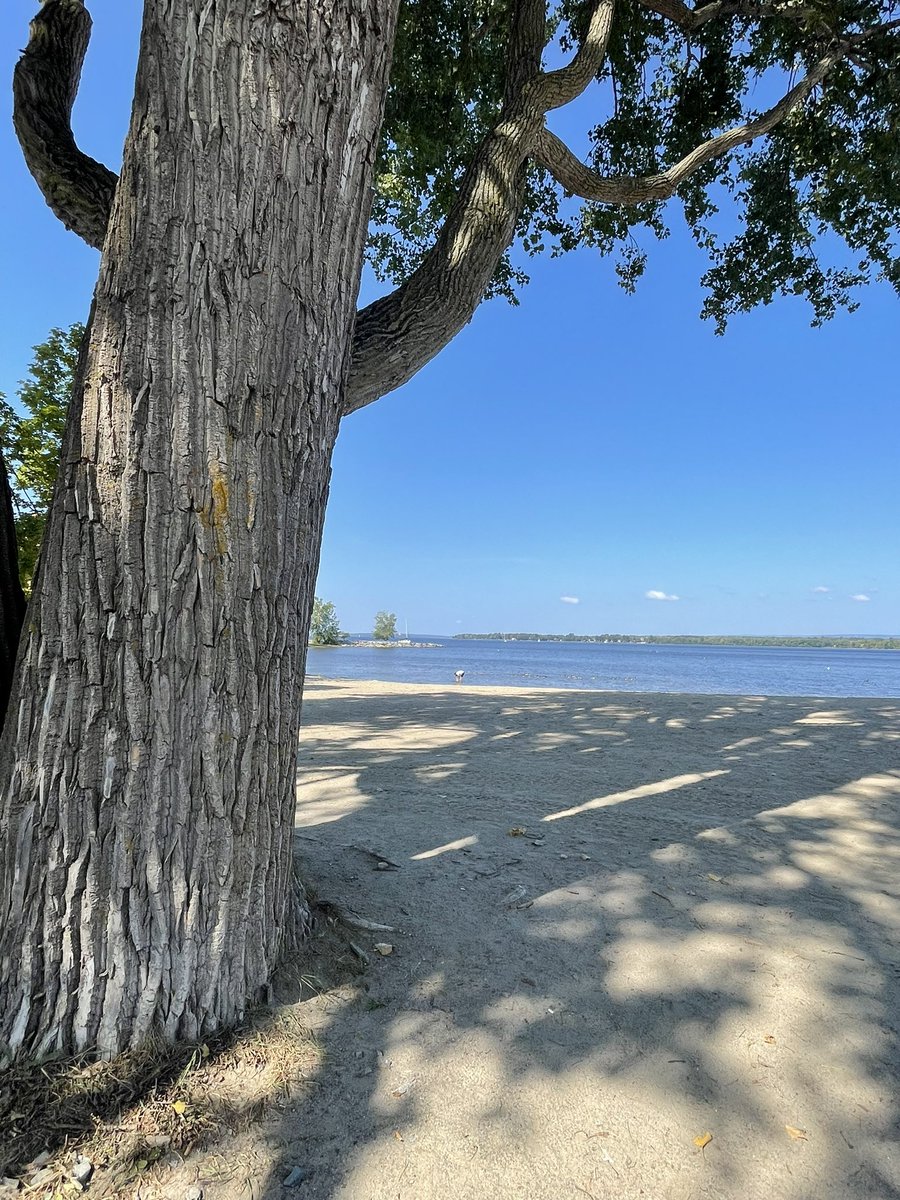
left=345, top=0, right=627, bottom=415
left=13, top=0, right=118, bottom=250
left=533, top=47, right=843, bottom=205
left=638, top=0, right=833, bottom=32
left=637, top=0, right=758, bottom=30
left=533, top=0, right=616, bottom=110
left=345, top=0, right=551, bottom=415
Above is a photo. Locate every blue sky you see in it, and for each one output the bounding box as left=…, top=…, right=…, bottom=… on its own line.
left=2, top=2, right=897, bottom=637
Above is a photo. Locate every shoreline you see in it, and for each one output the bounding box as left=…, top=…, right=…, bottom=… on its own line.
left=305, top=673, right=900, bottom=702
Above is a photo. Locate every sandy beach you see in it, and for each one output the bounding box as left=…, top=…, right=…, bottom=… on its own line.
left=180, top=679, right=900, bottom=1199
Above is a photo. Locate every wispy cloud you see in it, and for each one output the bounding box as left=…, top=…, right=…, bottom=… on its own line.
left=646, top=589, right=679, bottom=602
left=812, top=585, right=830, bottom=594
left=560, top=595, right=580, bottom=605
left=851, top=593, right=871, bottom=602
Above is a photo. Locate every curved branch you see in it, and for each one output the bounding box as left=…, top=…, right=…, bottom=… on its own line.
left=346, top=0, right=625, bottom=415
left=345, top=1, right=551, bottom=416
left=534, top=47, right=843, bottom=205
left=533, top=0, right=616, bottom=110
left=637, top=0, right=763, bottom=31
left=13, top=0, right=118, bottom=250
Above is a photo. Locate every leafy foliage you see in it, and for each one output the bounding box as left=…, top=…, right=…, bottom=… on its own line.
left=369, top=1, right=524, bottom=297
left=373, top=611, right=398, bottom=640
left=0, top=324, right=82, bottom=592
left=370, top=0, right=900, bottom=326
left=310, top=598, right=344, bottom=646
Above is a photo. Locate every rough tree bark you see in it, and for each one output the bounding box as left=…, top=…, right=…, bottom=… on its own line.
left=0, top=451, right=26, bottom=731
left=0, top=0, right=398, bottom=1061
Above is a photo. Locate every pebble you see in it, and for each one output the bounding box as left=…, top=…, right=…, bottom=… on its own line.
left=374, top=943, right=393, bottom=955
left=283, top=1166, right=313, bottom=1187
left=72, top=1158, right=94, bottom=1186
left=185, top=1187, right=204, bottom=1200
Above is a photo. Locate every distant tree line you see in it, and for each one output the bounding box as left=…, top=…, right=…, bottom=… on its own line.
left=455, top=633, right=900, bottom=651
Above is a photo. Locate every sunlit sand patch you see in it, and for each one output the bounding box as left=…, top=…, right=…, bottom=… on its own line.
left=295, top=773, right=366, bottom=826
left=589, top=703, right=652, bottom=720
left=530, top=731, right=582, bottom=750
left=542, top=769, right=729, bottom=822
left=719, top=735, right=766, bottom=751
left=414, top=761, right=467, bottom=783
left=301, top=720, right=475, bottom=751
left=795, top=710, right=865, bottom=726
left=411, top=835, right=478, bottom=860
left=762, top=772, right=900, bottom=819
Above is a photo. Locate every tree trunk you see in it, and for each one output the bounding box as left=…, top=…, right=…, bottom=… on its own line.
left=0, top=0, right=397, bottom=1062
left=0, top=450, right=26, bottom=732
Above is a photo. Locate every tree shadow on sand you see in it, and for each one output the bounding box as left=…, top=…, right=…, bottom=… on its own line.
left=180, top=682, right=900, bottom=1199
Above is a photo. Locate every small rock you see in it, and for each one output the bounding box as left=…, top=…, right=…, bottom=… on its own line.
left=27, top=1167, right=57, bottom=1189
left=559, top=853, right=569, bottom=860
left=283, top=1166, right=312, bottom=1187
left=146, top=1134, right=172, bottom=1149
left=374, top=943, right=393, bottom=955
left=185, top=1187, right=204, bottom=1200
left=531, top=840, right=545, bottom=847
left=376, top=861, right=391, bottom=871
left=72, top=1158, right=94, bottom=1186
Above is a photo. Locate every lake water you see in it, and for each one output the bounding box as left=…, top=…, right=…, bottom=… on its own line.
left=306, top=637, right=899, bottom=698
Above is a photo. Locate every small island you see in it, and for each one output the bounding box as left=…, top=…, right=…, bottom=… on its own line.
left=337, top=638, right=441, bottom=649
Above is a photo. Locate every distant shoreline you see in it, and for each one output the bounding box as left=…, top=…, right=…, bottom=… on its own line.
left=454, top=633, right=900, bottom=651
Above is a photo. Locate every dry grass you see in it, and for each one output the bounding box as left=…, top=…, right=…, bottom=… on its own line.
left=1, top=1007, right=320, bottom=1198
left=0, top=912, right=362, bottom=1199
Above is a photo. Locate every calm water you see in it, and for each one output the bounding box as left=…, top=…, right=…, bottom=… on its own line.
left=307, top=637, right=900, bottom=698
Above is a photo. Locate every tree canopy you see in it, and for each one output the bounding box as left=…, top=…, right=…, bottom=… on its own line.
left=14, top=1, right=899, bottom=422
left=371, top=0, right=900, bottom=329
left=373, top=611, right=399, bottom=640
left=310, top=599, right=345, bottom=646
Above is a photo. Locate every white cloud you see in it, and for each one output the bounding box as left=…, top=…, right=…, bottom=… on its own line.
left=646, top=589, right=679, bottom=602
left=851, top=593, right=871, bottom=602
left=560, top=595, right=580, bottom=605
left=812, top=586, right=830, bottom=594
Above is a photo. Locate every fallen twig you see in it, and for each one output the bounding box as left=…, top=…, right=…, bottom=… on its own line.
left=348, top=941, right=369, bottom=965
left=317, top=900, right=396, bottom=933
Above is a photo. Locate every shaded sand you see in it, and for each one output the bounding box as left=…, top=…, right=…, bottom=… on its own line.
left=182, top=681, right=900, bottom=1199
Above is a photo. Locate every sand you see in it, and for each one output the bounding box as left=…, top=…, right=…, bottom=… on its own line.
left=181, top=680, right=900, bottom=1200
